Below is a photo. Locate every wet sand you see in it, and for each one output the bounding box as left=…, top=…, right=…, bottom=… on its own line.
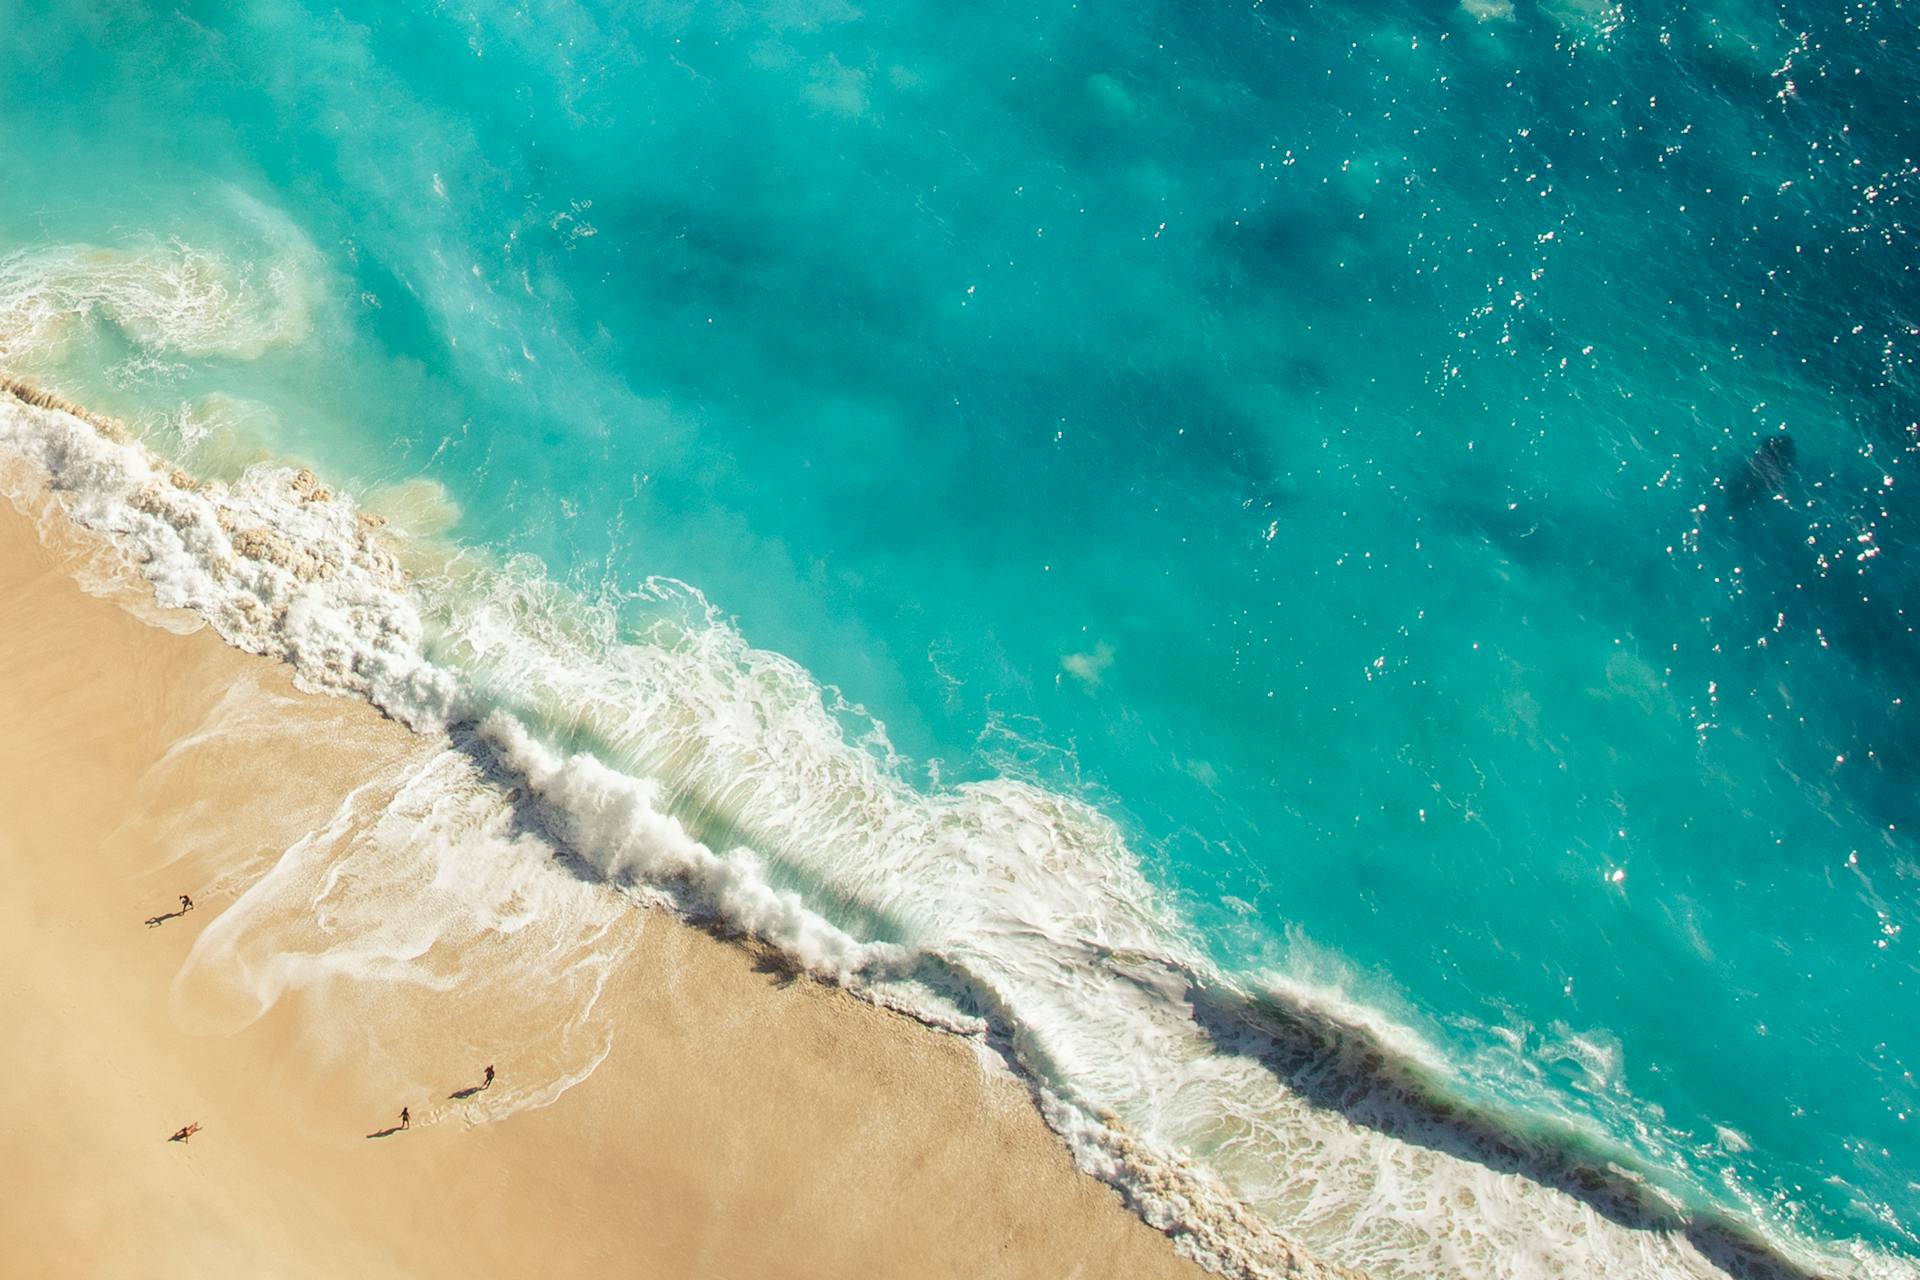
left=0, top=491, right=1207, bottom=1280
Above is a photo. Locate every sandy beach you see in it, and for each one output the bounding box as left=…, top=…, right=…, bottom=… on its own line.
left=0, top=490, right=1207, bottom=1279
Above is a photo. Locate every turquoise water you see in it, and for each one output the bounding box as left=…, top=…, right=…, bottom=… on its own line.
left=5, top=0, right=1917, bottom=1270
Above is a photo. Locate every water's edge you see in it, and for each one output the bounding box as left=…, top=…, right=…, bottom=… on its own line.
left=0, top=373, right=1892, bottom=1280
left=0, top=373, right=1341, bottom=1280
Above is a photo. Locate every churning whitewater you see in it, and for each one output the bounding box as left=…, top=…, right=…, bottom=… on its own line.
left=0, top=268, right=1905, bottom=1278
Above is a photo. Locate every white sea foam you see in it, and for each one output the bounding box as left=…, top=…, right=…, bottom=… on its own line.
left=480, top=711, right=907, bottom=980
left=172, top=740, right=636, bottom=1125
left=0, top=385, right=457, bottom=728
left=140, top=392, right=285, bottom=483
left=0, top=195, right=318, bottom=372
left=1, top=230, right=1911, bottom=1280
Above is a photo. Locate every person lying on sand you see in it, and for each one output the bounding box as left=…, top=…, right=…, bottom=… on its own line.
left=168, top=1122, right=202, bottom=1143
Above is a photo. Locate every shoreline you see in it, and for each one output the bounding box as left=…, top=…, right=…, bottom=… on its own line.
left=0, top=486, right=1214, bottom=1278
left=2, top=372, right=1878, bottom=1280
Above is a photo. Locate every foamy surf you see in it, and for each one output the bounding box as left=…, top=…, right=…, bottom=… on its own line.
left=0, top=194, right=318, bottom=373
left=0, top=237, right=1909, bottom=1277
left=171, top=740, right=638, bottom=1126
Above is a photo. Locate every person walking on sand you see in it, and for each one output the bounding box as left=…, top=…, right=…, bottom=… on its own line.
left=399, top=1106, right=410, bottom=1130
left=482, top=1064, right=494, bottom=1090
left=179, top=894, right=194, bottom=913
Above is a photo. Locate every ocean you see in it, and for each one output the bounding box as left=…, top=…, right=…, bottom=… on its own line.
left=2, top=0, right=1915, bottom=1275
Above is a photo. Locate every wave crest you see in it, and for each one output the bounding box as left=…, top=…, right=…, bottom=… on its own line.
left=2, top=353, right=1908, bottom=1280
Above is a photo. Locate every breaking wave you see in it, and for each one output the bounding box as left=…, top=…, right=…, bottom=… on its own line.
left=0, top=233, right=1909, bottom=1280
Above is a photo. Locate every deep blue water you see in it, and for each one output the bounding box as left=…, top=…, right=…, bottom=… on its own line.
left=4, top=0, right=1916, bottom=1267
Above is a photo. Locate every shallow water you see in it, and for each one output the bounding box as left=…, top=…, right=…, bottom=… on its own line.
left=4, top=0, right=1917, bottom=1274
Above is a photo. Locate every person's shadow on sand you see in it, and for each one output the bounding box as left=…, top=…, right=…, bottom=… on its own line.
left=448, top=1066, right=493, bottom=1100
left=145, top=896, right=196, bottom=928
left=364, top=1125, right=405, bottom=1139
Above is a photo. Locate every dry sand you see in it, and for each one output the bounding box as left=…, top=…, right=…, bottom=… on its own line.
left=0, top=491, right=1206, bottom=1280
